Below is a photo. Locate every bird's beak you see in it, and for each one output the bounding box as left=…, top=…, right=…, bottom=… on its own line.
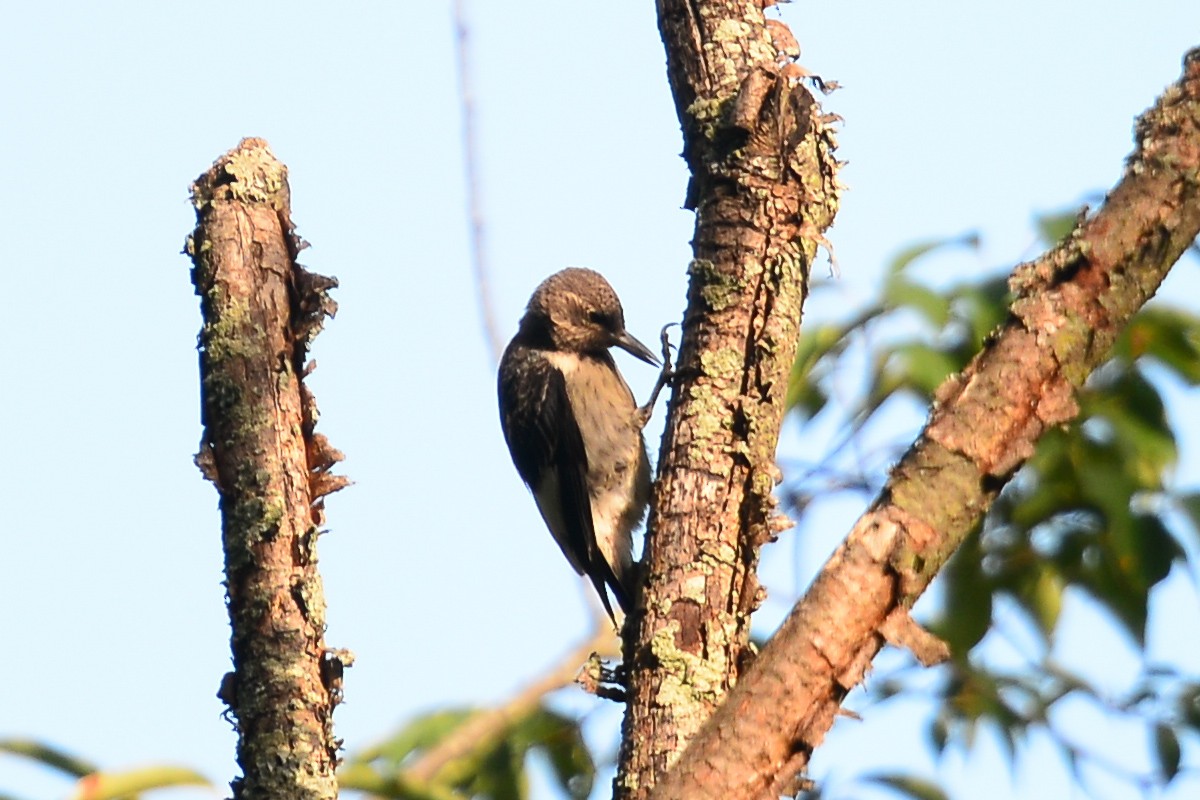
left=613, top=329, right=661, bottom=367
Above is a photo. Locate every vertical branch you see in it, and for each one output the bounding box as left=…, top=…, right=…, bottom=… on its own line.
left=618, top=2, right=840, bottom=797
left=187, top=138, right=350, bottom=800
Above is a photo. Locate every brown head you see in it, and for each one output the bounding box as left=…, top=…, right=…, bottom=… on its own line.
left=520, top=268, right=659, bottom=364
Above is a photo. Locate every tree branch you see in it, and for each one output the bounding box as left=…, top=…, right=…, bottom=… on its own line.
left=617, top=3, right=840, bottom=796
left=188, top=138, right=348, bottom=800
left=404, top=627, right=619, bottom=784
left=650, top=46, right=1200, bottom=800
left=452, top=0, right=503, bottom=363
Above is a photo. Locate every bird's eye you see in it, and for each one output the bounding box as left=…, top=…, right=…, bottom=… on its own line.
left=588, top=310, right=609, bottom=327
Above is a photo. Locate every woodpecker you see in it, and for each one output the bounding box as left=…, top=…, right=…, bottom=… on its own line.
left=498, top=268, right=660, bottom=623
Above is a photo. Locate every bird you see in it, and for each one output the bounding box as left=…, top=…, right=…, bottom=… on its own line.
left=498, top=268, right=661, bottom=623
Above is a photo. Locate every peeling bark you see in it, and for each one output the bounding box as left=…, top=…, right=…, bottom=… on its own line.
left=649, top=47, right=1200, bottom=800
left=616, top=2, right=840, bottom=797
left=187, top=138, right=350, bottom=800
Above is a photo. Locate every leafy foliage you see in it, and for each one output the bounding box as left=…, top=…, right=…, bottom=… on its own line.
left=784, top=208, right=1200, bottom=797
left=2, top=703, right=593, bottom=800
left=862, top=772, right=950, bottom=800
left=0, top=739, right=211, bottom=800
left=340, top=704, right=594, bottom=800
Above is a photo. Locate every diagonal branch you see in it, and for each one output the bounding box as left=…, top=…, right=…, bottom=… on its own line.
left=404, top=627, right=619, bottom=784
left=651, top=46, right=1200, bottom=800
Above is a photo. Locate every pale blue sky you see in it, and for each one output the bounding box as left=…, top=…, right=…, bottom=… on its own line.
left=3, top=3, right=1199, bottom=799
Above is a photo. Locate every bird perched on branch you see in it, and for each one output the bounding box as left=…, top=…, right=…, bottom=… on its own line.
left=498, top=268, right=666, bottom=624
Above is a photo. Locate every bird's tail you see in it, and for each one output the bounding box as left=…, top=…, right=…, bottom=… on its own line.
left=594, top=555, right=637, bottom=625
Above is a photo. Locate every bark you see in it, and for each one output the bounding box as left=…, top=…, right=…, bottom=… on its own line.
left=187, top=138, right=350, bottom=800
left=649, top=47, right=1200, bottom=800
left=616, top=3, right=839, bottom=797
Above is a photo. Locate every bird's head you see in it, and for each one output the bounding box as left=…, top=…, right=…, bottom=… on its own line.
left=522, top=268, right=659, bottom=365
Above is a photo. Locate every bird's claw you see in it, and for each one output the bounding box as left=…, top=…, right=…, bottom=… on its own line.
left=637, top=324, right=678, bottom=428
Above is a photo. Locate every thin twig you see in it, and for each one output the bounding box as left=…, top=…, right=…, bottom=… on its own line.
left=452, top=0, right=503, bottom=363
left=452, top=2, right=606, bottom=627
left=405, top=627, right=620, bottom=783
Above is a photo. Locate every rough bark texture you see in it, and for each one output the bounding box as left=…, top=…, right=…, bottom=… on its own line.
left=649, top=47, right=1200, bottom=800
left=187, top=138, right=349, bottom=800
left=616, top=3, right=840, bottom=797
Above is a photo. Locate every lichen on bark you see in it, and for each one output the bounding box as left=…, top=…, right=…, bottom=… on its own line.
left=616, top=3, right=840, bottom=797
left=188, top=138, right=350, bottom=800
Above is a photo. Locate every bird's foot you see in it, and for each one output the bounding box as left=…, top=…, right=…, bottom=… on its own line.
left=636, top=324, right=678, bottom=428
left=577, top=652, right=629, bottom=703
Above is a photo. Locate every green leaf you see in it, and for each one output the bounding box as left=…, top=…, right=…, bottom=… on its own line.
left=1087, top=369, right=1177, bottom=488
left=351, top=705, right=594, bottom=800
left=994, top=718, right=1018, bottom=768
left=1074, top=449, right=1137, bottom=524
left=1178, top=683, right=1200, bottom=728
left=864, top=772, right=950, bottom=800
left=880, top=233, right=979, bottom=328
left=884, top=276, right=951, bottom=327
left=1080, top=518, right=1178, bottom=646
left=468, top=741, right=524, bottom=800
left=928, top=716, right=949, bottom=754
left=933, top=529, right=992, bottom=658
left=1025, top=564, right=1065, bottom=637
left=786, top=323, right=847, bottom=417
left=505, top=708, right=594, bottom=800
left=1115, top=307, right=1200, bottom=384
left=337, top=764, right=462, bottom=800
left=1129, top=515, right=1183, bottom=590
left=0, top=739, right=97, bottom=779
left=885, top=232, right=980, bottom=276
left=1154, top=723, right=1181, bottom=781
left=536, top=724, right=594, bottom=800
left=1056, top=736, right=1084, bottom=786
left=887, top=343, right=960, bottom=399
left=1034, top=208, right=1082, bottom=245
left=1177, top=491, right=1200, bottom=543
left=952, top=276, right=1010, bottom=348
left=1083, top=510, right=1184, bottom=645
left=65, top=767, right=211, bottom=800
left=353, top=708, right=476, bottom=765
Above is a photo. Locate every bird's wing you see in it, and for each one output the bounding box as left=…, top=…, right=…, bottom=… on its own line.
left=498, top=348, right=624, bottom=620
